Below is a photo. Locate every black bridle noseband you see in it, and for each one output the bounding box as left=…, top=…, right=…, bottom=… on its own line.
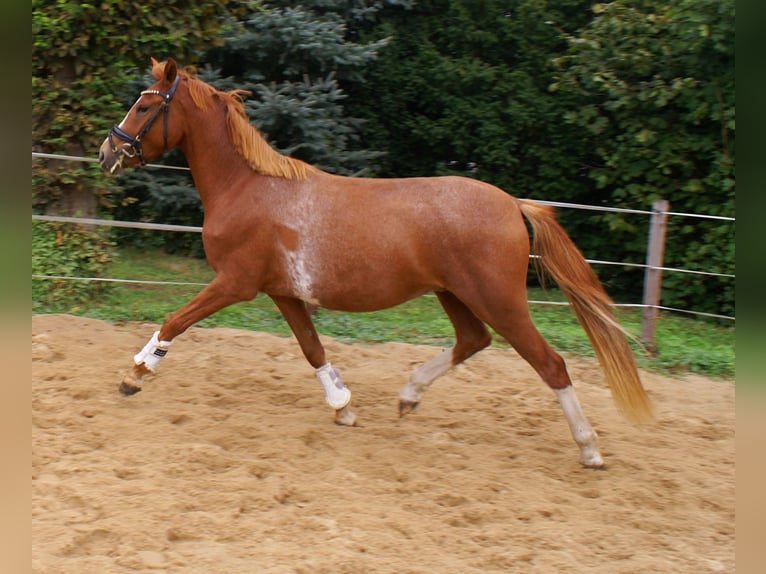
left=107, top=75, right=181, bottom=165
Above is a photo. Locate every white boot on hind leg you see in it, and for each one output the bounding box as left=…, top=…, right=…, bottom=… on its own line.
left=399, top=349, right=453, bottom=415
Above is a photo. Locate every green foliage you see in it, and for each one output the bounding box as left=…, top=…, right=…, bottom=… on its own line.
left=32, top=221, right=116, bottom=312
left=110, top=0, right=395, bottom=250
left=204, top=1, right=391, bottom=173
left=211, top=1, right=389, bottom=82
left=551, top=0, right=735, bottom=314
left=32, top=0, right=245, bottom=215
left=348, top=0, right=593, bottom=196
left=243, top=75, right=385, bottom=174
left=32, top=0, right=735, bottom=318
left=348, top=0, right=734, bottom=316
left=111, top=162, right=205, bottom=257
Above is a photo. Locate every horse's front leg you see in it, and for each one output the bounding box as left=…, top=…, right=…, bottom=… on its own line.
left=120, top=277, right=247, bottom=395
left=270, top=295, right=356, bottom=426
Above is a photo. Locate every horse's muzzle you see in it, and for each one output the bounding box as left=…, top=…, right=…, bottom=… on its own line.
left=98, top=138, right=126, bottom=175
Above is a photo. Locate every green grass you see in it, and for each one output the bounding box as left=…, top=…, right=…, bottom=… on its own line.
left=34, top=248, right=735, bottom=380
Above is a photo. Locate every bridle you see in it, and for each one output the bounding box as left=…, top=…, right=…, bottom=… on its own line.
left=107, top=75, right=181, bottom=165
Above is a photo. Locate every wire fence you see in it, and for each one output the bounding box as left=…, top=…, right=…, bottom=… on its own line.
left=32, top=152, right=735, bottom=322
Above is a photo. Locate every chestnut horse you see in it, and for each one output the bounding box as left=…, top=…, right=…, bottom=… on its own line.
left=99, top=58, right=652, bottom=467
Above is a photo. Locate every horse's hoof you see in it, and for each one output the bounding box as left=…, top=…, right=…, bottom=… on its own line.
left=398, top=400, right=419, bottom=417
left=335, top=405, right=357, bottom=426
left=580, top=450, right=605, bottom=469
left=119, top=381, right=142, bottom=396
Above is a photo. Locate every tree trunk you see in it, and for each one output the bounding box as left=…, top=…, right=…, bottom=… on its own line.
left=47, top=58, right=97, bottom=219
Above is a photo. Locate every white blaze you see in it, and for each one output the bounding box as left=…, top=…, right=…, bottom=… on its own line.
left=117, top=110, right=131, bottom=129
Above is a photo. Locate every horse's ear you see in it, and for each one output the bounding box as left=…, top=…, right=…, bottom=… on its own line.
left=164, top=58, right=178, bottom=83
left=149, top=57, right=162, bottom=79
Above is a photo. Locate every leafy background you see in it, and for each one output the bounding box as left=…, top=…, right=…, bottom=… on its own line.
left=32, top=0, right=734, bottom=316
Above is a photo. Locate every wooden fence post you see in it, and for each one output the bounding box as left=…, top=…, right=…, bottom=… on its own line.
left=640, top=199, right=670, bottom=353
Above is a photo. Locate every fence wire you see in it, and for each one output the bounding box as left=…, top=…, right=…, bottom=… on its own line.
left=32, top=214, right=736, bottom=281
left=32, top=152, right=735, bottom=321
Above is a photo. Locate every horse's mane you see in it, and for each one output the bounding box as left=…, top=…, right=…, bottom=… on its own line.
left=151, top=60, right=312, bottom=180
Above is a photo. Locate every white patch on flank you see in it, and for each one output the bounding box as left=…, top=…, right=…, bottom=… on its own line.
left=284, top=247, right=320, bottom=306
left=280, top=191, right=323, bottom=306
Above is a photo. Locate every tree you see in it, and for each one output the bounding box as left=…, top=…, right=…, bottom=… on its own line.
left=33, top=0, right=735, bottom=316
left=32, top=0, right=244, bottom=217
left=111, top=0, right=399, bottom=252
left=552, top=0, right=735, bottom=315
left=203, top=0, right=401, bottom=174
left=347, top=0, right=593, bottom=198
left=347, top=0, right=733, bottom=315
left=32, top=1, right=249, bottom=308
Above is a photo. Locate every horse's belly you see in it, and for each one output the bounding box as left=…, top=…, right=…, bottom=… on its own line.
left=314, top=283, right=432, bottom=313
left=274, top=250, right=433, bottom=312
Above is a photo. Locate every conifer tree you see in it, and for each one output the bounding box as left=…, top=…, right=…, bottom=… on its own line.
left=204, top=0, right=394, bottom=174
left=113, top=1, right=400, bottom=252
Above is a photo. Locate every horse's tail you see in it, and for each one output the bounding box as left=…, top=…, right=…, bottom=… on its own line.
left=518, top=199, right=653, bottom=424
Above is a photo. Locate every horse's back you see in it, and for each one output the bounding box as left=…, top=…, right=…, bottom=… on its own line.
left=294, top=173, right=532, bottom=308
left=324, top=173, right=524, bottom=235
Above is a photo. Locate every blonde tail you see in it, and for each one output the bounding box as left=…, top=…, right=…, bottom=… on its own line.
left=518, top=199, right=653, bottom=424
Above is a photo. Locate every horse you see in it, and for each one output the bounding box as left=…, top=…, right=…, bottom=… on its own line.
left=98, top=57, right=652, bottom=468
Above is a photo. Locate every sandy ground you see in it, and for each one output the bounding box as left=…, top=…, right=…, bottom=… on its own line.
left=32, top=314, right=734, bottom=573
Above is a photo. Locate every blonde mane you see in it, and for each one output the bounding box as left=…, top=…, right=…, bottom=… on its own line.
left=151, top=60, right=313, bottom=180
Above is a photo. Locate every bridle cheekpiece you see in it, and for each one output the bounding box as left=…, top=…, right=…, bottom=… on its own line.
left=107, top=75, right=181, bottom=166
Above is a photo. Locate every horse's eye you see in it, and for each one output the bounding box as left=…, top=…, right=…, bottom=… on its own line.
left=137, top=105, right=149, bottom=113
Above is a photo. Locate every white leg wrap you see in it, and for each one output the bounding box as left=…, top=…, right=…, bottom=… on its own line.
left=399, top=349, right=453, bottom=403
left=315, top=363, right=351, bottom=409
left=134, top=331, right=173, bottom=373
left=555, top=386, right=604, bottom=467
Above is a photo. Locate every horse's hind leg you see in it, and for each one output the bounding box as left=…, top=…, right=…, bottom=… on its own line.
left=270, top=295, right=355, bottom=426
left=482, top=304, right=604, bottom=468
left=399, top=291, right=491, bottom=415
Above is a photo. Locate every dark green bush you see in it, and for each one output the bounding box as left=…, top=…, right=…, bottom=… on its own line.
left=32, top=221, right=116, bottom=312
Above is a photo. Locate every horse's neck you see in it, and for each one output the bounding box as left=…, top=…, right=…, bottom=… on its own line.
left=179, top=106, right=254, bottom=208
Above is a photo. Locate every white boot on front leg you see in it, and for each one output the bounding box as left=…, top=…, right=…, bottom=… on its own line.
left=120, top=331, right=173, bottom=395
left=555, top=385, right=605, bottom=468
left=134, top=330, right=173, bottom=373
left=315, top=363, right=351, bottom=409
left=315, top=363, right=355, bottom=426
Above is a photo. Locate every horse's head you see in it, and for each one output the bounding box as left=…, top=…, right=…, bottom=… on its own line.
left=99, top=57, right=183, bottom=175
